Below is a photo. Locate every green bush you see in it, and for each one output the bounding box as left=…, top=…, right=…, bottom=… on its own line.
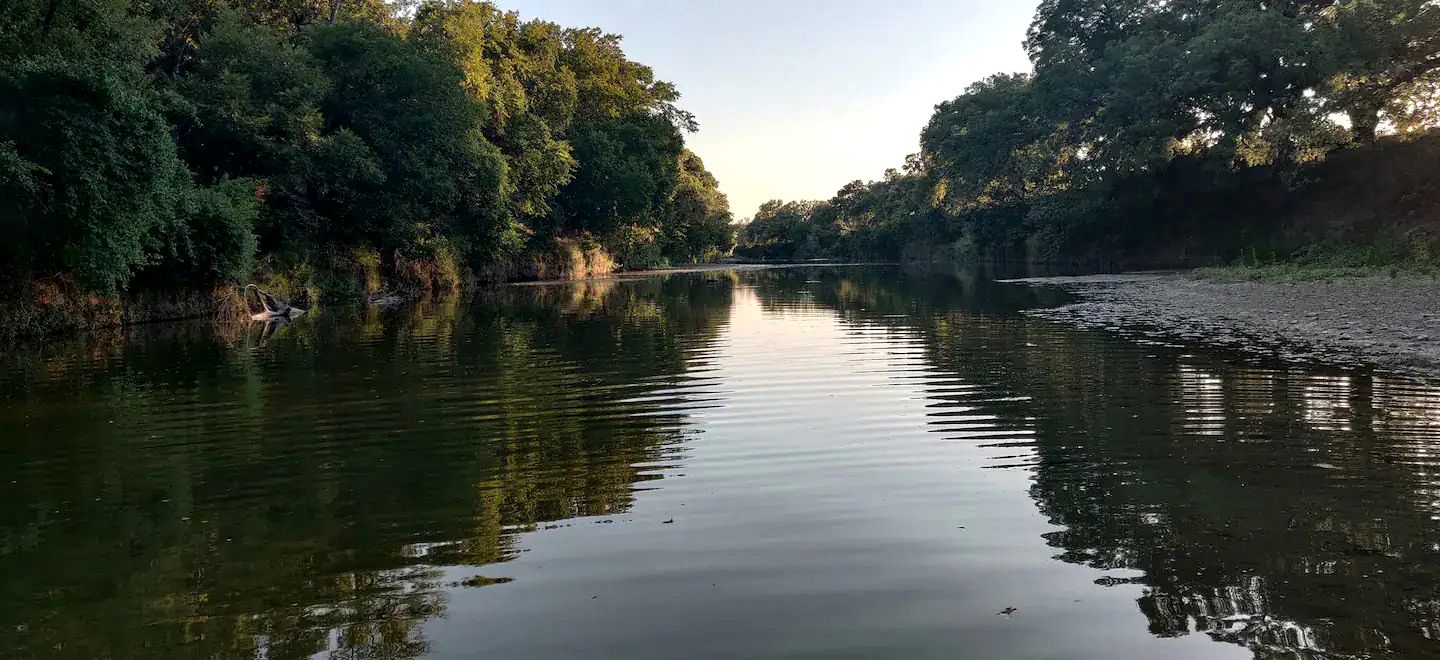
left=0, top=60, right=189, bottom=293
left=180, top=180, right=261, bottom=282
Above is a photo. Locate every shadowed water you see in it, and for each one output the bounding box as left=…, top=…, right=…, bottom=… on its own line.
left=3, top=266, right=1440, bottom=658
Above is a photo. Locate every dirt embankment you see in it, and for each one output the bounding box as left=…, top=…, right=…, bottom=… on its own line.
left=1015, top=273, right=1440, bottom=377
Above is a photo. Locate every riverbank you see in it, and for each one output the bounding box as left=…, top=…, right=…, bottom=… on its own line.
left=0, top=246, right=739, bottom=344
left=1014, top=273, right=1440, bottom=377
left=1195, top=260, right=1440, bottom=282
left=507, top=262, right=787, bottom=286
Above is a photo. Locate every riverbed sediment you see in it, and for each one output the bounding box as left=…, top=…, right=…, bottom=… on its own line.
left=1014, top=273, right=1440, bottom=377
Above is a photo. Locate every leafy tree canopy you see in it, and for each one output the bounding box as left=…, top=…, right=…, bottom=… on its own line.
left=0, top=0, right=734, bottom=300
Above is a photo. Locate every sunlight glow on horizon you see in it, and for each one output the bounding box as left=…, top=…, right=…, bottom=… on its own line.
left=498, top=0, right=1037, bottom=219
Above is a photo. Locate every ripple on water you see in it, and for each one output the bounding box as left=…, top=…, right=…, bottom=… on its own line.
left=1, top=267, right=1439, bottom=659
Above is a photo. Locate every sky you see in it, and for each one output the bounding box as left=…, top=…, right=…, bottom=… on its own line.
left=501, top=0, right=1037, bottom=220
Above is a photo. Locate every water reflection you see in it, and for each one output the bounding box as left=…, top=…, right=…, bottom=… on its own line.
left=0, top=275, right=733, bottom=659
left=2, top=266, right=1440, bottom=658
left=747, top=267, right=1440, bottom=658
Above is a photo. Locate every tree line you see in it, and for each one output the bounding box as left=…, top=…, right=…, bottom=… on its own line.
left=0, top=0, right=736, bottom=302
left=740, top=0, right=1440, bottom=267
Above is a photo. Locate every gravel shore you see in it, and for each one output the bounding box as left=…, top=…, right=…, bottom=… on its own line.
left=1013, top=273, right=1440, bottom=377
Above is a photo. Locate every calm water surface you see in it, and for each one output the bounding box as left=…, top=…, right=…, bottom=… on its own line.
left=4, top=266, right=1440, bottom=659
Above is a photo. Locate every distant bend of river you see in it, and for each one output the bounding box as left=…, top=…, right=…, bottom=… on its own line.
left=3, top=265, right=1439, bottom=659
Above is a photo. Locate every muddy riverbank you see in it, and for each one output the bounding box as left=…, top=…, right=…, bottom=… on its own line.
left=1014, top=273, right=1440, bottom=377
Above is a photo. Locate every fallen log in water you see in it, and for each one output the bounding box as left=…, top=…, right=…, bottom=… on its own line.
left=244, top=285, right=306, bottom=321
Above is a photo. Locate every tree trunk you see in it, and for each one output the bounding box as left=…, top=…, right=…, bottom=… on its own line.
left=1347, top=104, right=1380, bottom=144
left=41, top=0, right=60, bottom=35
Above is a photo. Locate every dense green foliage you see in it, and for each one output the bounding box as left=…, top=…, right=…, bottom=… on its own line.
left=740, top=0, right=1440, bottom=266
left=0, top=0, right=734, bottom=301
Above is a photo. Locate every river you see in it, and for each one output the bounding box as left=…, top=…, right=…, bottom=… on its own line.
left=3, top=265, right=1438, bottom=659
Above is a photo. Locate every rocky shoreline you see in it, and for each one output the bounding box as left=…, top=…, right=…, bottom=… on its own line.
left=1013, top=273, right=1440, bottom=378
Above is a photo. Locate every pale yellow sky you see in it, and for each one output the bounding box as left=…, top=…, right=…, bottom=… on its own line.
left=501, top=1, right=1037, bottom=219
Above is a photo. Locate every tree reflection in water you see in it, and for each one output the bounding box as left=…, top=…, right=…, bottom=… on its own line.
left=4, top=267, right=1440, bottom=659
left=0, top=275, right=734, bottom=659
left=793, top=266, right=1440, bottom=659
